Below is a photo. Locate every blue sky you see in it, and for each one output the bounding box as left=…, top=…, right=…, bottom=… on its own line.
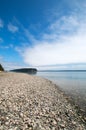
left=0, top=0, right=86, bottom=70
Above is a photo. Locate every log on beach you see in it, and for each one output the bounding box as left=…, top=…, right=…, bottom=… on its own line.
left=0, top=72, right=86, bottom=130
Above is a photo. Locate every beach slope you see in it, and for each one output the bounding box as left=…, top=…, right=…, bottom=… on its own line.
left=0, top=72, right=85, bottom=130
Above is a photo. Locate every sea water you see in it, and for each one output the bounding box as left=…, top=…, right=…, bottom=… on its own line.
left=37, top=71, right=86, bottom=110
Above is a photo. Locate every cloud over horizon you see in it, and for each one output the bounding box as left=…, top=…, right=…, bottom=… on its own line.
left=23, top=32, right=86, bottom=66
left=20, top=4, right=86, bottom=67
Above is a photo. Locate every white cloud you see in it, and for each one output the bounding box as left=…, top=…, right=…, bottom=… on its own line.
left=23, top=33, right=86, bottom=66
left=15, top=0, right=86, bottom=68
left=8, top=23, right=18, bottom=33
left=0, top=19, right=4, bottom=28
left=21, top=13, right=86, bottom=66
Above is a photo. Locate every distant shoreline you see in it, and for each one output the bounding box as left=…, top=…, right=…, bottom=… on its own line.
left=38, top=70, right=86, bottom=72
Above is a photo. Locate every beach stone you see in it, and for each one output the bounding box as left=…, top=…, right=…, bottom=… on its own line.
left=0, top=72, right=86, bottom=130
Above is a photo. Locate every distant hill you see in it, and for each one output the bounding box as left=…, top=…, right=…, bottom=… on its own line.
left=10, top=68, right=37, bottom=74
left=0, top=64, right=4, bottom=71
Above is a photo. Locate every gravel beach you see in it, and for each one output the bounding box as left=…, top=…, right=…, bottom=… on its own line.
left=0, top=72, right=86, bottom=130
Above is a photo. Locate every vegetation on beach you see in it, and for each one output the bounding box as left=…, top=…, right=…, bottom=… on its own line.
left=0, top=64, right=4, bottom=71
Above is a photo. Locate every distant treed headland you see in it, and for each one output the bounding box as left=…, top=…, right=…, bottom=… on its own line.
left=0, top=64, right=37, bottom=74
left=10, top=68, right=37, bottom=74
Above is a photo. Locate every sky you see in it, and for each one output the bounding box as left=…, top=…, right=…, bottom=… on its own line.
left=0, top=0, right=86, bottom=70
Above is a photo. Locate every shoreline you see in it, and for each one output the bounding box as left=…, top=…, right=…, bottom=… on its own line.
left=36, top=74, right=86, bottom=124
left=40, top=77, right=86, bottom=125
left=0, top=72, right=86, bottom=129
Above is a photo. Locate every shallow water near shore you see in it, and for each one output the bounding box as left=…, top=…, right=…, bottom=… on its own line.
left=37, top=71, right=86, bottom=112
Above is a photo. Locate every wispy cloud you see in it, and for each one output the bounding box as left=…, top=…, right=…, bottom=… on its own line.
left=24, top=29, right=37, bottom=43
left=2, top=62, right=26, bottom=70
left=0, top=38, right=3, bottom=43
left=23, top=34, right=86, bottom=66
left=0, top=58, right=27, bottom=70
left=0, top=52, right=25, bottom=70
left=15, top=0, right=86, bottom=68
left=0, top=46, right=9, bottom=49
left=22, top=19, right=86, bottom=66
left=0, top=19, right=4, bottom=28
left=8, top=23, right=19, bottom=33
left=0, top=55, right=3, bottom=61
left=37, top=63, right=86, bottom=70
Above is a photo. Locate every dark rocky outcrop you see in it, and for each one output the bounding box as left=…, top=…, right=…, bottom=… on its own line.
left=10, top=68, right=37, bottom=74
left=0, top=64, right=4, bottom=71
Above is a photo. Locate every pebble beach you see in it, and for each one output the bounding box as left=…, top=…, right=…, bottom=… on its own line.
left=0, top=72, right=86, bottom=130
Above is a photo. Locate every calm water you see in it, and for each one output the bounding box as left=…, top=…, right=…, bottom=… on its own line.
left=37, top=71, right=86, bottom=110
